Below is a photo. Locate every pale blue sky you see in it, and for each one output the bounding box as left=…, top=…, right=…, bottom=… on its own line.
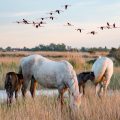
left=0, top=0, right=120, bottom=48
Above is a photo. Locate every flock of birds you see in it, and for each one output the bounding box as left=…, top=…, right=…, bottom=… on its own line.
left=14, top=4, right=120, bottom=35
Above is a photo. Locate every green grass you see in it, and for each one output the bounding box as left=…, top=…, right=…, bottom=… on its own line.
left=109, top=73, right=120, bottom=90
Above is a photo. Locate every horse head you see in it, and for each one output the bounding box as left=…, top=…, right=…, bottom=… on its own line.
left=89, top=72, right=95, bottom=81
left=68, top=72, right=82, bottom=110
left=69, top=91, right=82, bottom=110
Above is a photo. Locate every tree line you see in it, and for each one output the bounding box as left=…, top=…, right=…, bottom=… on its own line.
left=0, top=43, right=113, bottom=52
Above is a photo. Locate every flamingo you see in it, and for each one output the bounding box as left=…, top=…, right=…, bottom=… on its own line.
left=75, top=28, right=84, bottom=33
left=87, top=31, right=97, bottom=35
left=62, top=4, right=71, bottom=10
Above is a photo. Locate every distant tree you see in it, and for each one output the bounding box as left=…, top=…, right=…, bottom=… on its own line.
left=6, top=46, right=12, bottom=51
left=1, top=43, right=111, bottom=52
left=109, top=47, right=120, bottom=61
left=81, top=47, right=87, bottom=52
left=49, top=43, right=56, bottom=51
left=23, top=47, right=29, bottom=51
left=56, top=43, right=66, bottom=51
left=0, top=47, right=3, bottom=51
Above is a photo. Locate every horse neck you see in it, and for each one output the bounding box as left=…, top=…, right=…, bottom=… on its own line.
left=68, top=78, right=79, bottom=97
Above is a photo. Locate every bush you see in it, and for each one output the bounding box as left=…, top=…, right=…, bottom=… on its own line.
left=109, top=47, right=120, bottom=61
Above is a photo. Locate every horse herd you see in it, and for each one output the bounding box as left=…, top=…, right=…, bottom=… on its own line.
left=4, top=54, right=113, bottom=110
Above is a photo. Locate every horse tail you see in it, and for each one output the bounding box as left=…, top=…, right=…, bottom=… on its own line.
left=96, top=67, right=106, bottom=83
left=92, top=58, right=108, bottom=84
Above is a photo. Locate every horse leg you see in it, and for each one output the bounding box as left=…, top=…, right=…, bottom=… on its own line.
left=58, top=89, right=65, bottom=106
left=30, top=77, right=37, bottom=98
left=95, top=83, right=101, bottom=97
left=79, top=85, right=81, bottom=93
left=82, top=84, right=85, bottom=95
left=97, top=83, right=103, bottom=97
left=102, top=80, right=108, bottom=96
left=58, top=88, right=67, bottom=112
left=21, top=79, right=30, bottom=98
left=15, top=90, right=18, bottom=101
left=103, top=70, right=112, bottom=96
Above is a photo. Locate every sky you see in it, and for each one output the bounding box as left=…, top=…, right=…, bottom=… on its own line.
left=0, top=0, right=120, bottom=49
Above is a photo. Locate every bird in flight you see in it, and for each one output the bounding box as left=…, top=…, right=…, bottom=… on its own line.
left=64, top=22, right=74, bottom=26
left=75, top=28, right=84, bottom=33
left=98, top=26, right=105, bottom=30
left=87, top=31, right=97, bottom=35
left=47, top=16, right=55, bottom=20
left=39, top=21, right=46, bottom=24
left=54, top=10, right=64, bottom=14
left=107, top=22, right=110, bottom=26
left=106, top=22, right=112, bottom=29
left=14, top=21, right=23, bottom=24
left=46, top=12, right=54, bottom=15
left=62, top=4, right=71, bottom=10
left=35, top=24, right=44, bottom=28
left=14, top=19, right=30, bottom=24
left=39, top=17, right=48, bottom=21
left=32, top=21, right=46, bottom=27
left=113, top=23, right=116, bottom=28
left=112, top=23, right=120, bottom=28
left=22, top=19, right=30, bottom=24
left=32, top=21, right=36, bottom=26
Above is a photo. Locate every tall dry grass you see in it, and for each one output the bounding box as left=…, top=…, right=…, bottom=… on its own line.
left=0, top=86, right=120, bottom=120
left=0, top=51, right=120, bottom=120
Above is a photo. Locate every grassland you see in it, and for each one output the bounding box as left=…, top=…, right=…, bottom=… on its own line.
left=0, top=51, right=120, bottom=120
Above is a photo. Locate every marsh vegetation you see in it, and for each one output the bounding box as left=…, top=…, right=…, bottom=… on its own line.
left=0, top=51, right=120, bottom=120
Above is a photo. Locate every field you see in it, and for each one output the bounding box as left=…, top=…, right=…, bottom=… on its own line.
left=0, top=51, right=120, bottom=120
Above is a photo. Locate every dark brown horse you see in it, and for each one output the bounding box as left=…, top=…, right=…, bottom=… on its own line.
left=77, top=72, right=95, bottom=95
left=4, top=72, right=23, bottom=104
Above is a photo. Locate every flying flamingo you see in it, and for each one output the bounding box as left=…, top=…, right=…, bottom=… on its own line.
left=75, top=28, right=84, bottom=33
left=62, top=4, right=71, bottom=10
left=87, top=31, right=97, bottom=35
left=54, top=10, right=64, bottom=14
left=64, top=22, right=74, bottom=26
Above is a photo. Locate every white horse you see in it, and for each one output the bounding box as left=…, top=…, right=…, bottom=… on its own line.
left=92, top=56, right=113, bottom=97
left=19, top=54, right=81, bottom=109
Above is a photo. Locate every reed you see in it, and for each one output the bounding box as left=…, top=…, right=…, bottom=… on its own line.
left=0, top=51, right=120, bottom=120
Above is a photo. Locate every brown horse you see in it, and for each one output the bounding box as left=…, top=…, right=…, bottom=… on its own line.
left=4, top=72, right=23, bottom=104
left=77, top=72, right=95, bottom=95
